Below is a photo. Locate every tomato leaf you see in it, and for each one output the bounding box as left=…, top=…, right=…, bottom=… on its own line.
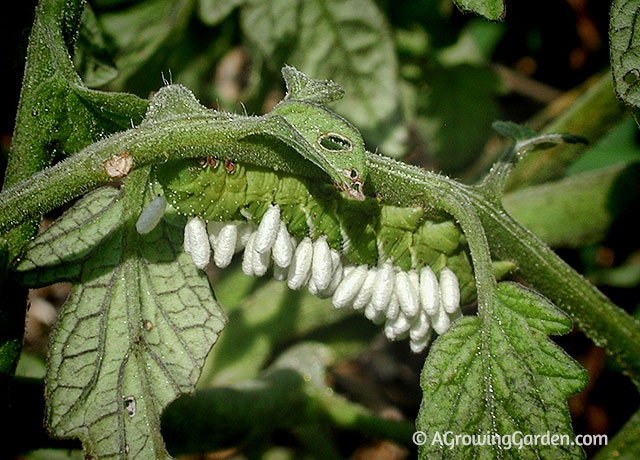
left=16, top=178, right=226, bottom=459
left=416, top=282, right=587, bottom=459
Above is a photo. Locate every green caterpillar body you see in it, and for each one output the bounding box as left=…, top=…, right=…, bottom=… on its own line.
left=156, top=157, right=478, bottom=303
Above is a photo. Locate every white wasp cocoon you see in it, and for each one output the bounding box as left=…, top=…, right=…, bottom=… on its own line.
left=213, top=223, right=239, bottom=268
left=311, top=248, right=343, bottom=299
left=410, top=336, right=430, bottom=353
left=439, top=266, right=461, bottom=314
left=184, top=216, right=210, bottom=270
left=364, top=301, right=386, bottom=324
left=323, top=258, right=344, bottom=298
left=371, top=261, right=395, bottom=313
left=136, top=197, right=167, bottom=234
left=272, top=222, right=294, bottom=268
left=431, top=306, right=452, bottom=335
left=384, top=312, right=411, bottom=341
left=241, top=232, right=257, bottom=276
left=255, top=204, right=281, bottom=254
left=235, top=222, right=255, bottom=252
left=352, top=267, right=377, bottom=310
left=311, top=236, right=333, bottom=292
left=385, top=292, right=400, bottom=321
left=409, top=311, right=431, bottom=342
left=272, top=264, right=289, bottom=281
left=395, top=270, right=419, bottom=318
left=207, top=221, right=225, bottom=247
left=251, top=244, right=272, bottom=276
left=332, top=264, right=368, bottom=309
left=419, top=266, right=440, bottom=316
left=287, top=237, right=313, bottom=290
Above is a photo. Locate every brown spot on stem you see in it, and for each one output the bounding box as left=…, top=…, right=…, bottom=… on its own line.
left=104, top=152, right=133, bottom=178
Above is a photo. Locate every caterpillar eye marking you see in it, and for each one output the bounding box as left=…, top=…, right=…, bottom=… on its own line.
left=318, top=132, right=353, bottom=152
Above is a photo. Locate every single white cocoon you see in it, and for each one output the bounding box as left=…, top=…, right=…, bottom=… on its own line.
left=395, top=270, right=419, bottom=318
left=419, top=265, right=440, bottom=316
left=136, top=197, right=167, bottom=234
left=384, top=312, right=411, bottom=340
left=255, top=204, right=281, bottom=254
left=352, top=267, right=377, bottom=310
left=272, top=222, right=294, bottom=268
left=207, top=221, right=226, bottom=248
left=235, top=222, right=255, bottom=252
left=214, top=223, right=239, bottom=268
left=287, top=237, right=313, bottom=290
left=371, top=261, right=395, bottom=312
left=252, top=245, right=272, bottom=277
left=385, top=292, right=400, bottom=320
left=431, top=305, right=452, bottom=335
left=410, top=335, right=430, bottom=353
left=364, top=301, right=386, bottom=324
left=241, top=232, right=257, bottom=276
left=183, top=216, right=210, bottom=270
left=439, top=266, right=461, bottom=314
left=409, top=310, right=431, bottom=342
left=332, top=264, right=368, bottom=309
left=310, top=248, right=343, bottom=299
left=311, top=236, right=333, bottom=292
left=321, top=254, right=344, bottom=298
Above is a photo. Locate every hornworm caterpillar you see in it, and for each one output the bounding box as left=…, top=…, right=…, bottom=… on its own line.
left=156, top=157, right=475, bottom=351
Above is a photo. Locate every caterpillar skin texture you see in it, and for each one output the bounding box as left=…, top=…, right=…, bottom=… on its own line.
left=157, top=158, right=473, bottom=351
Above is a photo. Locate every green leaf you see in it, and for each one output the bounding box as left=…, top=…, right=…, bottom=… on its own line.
left=453, top=0, right=505, bottom=21
left=241, top=0, right=404, bottom=155
left=414, top=63, right=502, bottom=172
left=10, top=0, right=147, bottom=167
left=16, top=176, right=226, bottom=459
left=74, top=4, right=121, bottom=88
left=198, top=0, right=245, bottom=25
left=611, top=0, right=640, bottom=109
left=417, top=282, right=587, bottom=459
left=97, top=0, right=194, bottom=93
left=503, top=163, right=640, bottom=248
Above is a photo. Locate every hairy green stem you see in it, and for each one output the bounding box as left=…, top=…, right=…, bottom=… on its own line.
left=0, top=116, right=319, bottom=235
left=473, top=193, right=640, bottom=388
left=0, top=0, right=86, bottom=376
left=1, top=114, right=639, bottom=387
left=364, top=153, right=640, bottom=387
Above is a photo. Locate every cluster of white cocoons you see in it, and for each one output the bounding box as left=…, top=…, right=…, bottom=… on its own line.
left=183, top=204, right=462, bottom=352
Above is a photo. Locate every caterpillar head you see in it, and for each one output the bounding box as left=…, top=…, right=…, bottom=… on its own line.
left=266, top=66, right=367, bottom=201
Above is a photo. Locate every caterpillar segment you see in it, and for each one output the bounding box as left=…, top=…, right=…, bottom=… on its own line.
left=155, top=158, right=472, bottom=352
